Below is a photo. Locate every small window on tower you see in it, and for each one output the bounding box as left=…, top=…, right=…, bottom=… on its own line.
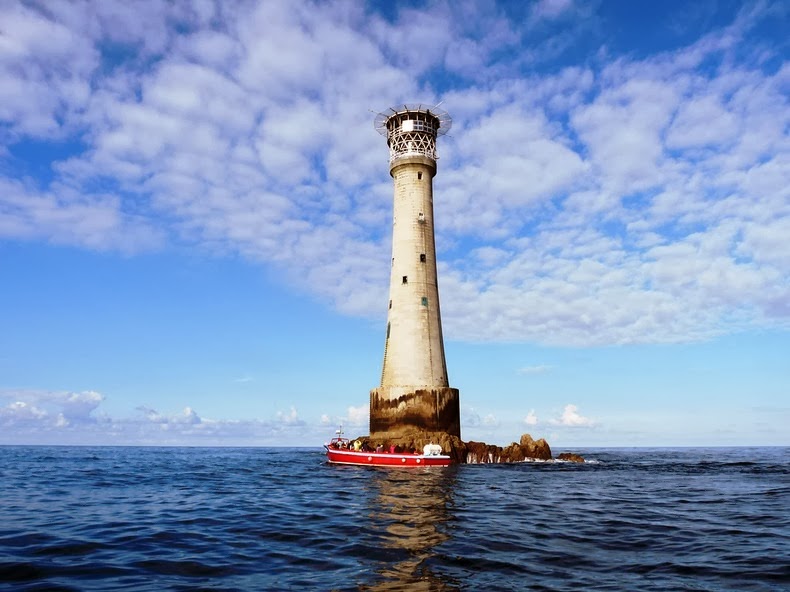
left=421, top=297, right=428, bottom=306
left=389, top=300, right=392, bottom=309
left=420, top=253, right=426, bottom=263
left=402, top=276, right=408, bottom=284
left=417, top=172, right=423, bottom=180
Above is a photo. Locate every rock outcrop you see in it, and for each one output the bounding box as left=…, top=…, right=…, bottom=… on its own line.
left=356, top=429, right=553, bottom=464
left=465, top=433, right=552, bottom=463
left=557, top=452, right=585, bottom=463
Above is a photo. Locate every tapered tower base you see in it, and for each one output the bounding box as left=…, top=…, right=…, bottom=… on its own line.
left=370, top=386, right=460, bottom=438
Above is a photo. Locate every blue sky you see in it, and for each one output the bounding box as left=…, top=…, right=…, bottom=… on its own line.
left=1, top=0, right=788, bottom=447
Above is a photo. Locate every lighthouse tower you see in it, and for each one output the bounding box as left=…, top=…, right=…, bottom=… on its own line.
left=370, top=104, right=460, bottom=438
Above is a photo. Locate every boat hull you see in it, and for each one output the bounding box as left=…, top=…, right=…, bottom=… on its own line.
left=324, top=446, right=451, bottom=467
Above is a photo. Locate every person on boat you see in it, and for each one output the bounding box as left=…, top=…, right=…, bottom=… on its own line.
left=389, top=445, right=396, bottom=454
left=353, top=440, right=361, bottom=451
left=375, top=444, right=384, bottom=453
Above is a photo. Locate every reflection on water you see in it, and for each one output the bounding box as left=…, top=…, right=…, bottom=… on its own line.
left=360, top=467, right=460, bottom=591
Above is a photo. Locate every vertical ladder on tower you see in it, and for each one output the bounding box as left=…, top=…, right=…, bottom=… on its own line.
left=380, top=339, right=389, bottom=385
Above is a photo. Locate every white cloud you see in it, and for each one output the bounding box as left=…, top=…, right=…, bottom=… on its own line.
left=0, top=389, right=330, bottom=445
left=483, top=413, right=500, bottom=427
left=345, top=405, right=368, bottom=427
left=136, top=405, right=164, bottom=423
left=276, top=406, right=304, bottom=426
left=0, top=179, right=163, bottom=253
left=462, top=406, right=482, bottom=427
left=315, top=404, right=368, bottom=431
left=438, top=48, right=789, bottom=346
left=0, top=2, right=96, bottom=138
left=0, top=390, right=106, bottom=433
left=0, top=390, right=104, bottom=422
left=551, top=404, right=595, bottom=427
left=176, top=407, right=202, bottom=425
left=532, top=0, right=575, bottom=20
left=371, top=4, right=453, bottom=76
left=665, top=94, right=739, bottom=149
left=0, top=401, right=47, bottom=421
left=61, top=390, right=104, bottom=420
left=571, top=76, right=677, bottom=195
left=136, top=405, right=202, bottom=425
left=0, top=0, right=787, bottom=349
left=524, top=410, right=538, bottom=426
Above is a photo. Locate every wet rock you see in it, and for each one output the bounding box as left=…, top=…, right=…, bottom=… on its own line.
left=557, top=452, right=585, bottom=463
left=355, top=430, right=554, bottom=464
left=370, top=387, right=460, bottom=437
left=494, top=435, right=552, bottom=462
left=465, top=441, right=502, bottom=464
left=519, top=434, right=552, bottom=461
left=464, top=436, right=551, bottom=463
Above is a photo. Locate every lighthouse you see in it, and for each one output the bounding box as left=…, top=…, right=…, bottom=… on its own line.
left=370, top=104, right=460, bottom=438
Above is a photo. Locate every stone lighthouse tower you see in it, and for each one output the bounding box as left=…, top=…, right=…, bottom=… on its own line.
left=370, top=104, right=460, bottom=438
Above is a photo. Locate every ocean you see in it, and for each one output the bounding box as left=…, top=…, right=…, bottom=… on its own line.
left=0, top=446, right=787, bottom=591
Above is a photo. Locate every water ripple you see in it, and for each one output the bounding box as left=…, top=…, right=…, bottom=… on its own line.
left=0, top=446, right=787, bottom=591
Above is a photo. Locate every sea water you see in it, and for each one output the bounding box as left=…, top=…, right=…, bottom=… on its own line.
left=0, top=446, right=787, bottom=591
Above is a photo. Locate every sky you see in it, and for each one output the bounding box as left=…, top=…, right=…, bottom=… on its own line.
left=1, top=0, right=788, bottom=448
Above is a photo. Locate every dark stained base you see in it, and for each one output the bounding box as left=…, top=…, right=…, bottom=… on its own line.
left=369, top=386, right=460, bottom=438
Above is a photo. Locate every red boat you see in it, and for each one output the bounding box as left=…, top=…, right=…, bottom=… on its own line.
left=324, top=428, right=451, bottom=467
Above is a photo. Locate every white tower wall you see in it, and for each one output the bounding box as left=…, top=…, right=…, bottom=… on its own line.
left=381, top=155, right=448, bottom=388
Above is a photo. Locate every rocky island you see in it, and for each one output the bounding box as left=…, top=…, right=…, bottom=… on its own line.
left=354, top=429, right=583, bottom=464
